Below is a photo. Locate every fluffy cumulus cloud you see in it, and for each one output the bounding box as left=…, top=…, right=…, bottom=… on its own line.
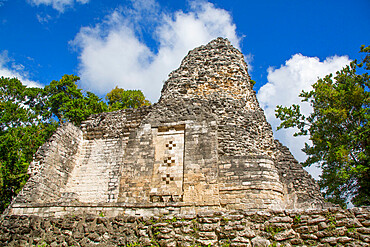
left=71, top=0, right=241, bottom=102
left=0, top=51, right=41, bottom=87
left=28, top=0, right=89, bottom=12
left=257, top=54, right=351, bottom=179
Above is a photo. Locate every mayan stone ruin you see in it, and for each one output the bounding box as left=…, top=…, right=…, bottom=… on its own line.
left=6, top=37, right=326, bottom=217
left=2, top=38, right=370, bottom=247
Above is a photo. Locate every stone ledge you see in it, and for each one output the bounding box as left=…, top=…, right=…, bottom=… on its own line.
left=10, top=201, right=223, bottom=209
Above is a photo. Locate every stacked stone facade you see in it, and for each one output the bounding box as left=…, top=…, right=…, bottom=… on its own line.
left=1, top=207, right=369, bottom=246
left=13, top=123, right=83, bottom=204
left=8, top=38, right=326, bottom=217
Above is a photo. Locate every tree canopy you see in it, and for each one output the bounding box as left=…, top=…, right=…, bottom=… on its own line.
left=44, top=75, right=108, bottom=125
left=0, top=77, right=58, bottom=212
left=0, top=75, right=150, bottom=212
left=105, top=86, right=150, bottom=111
left=275, top=45, right=370, bottom=207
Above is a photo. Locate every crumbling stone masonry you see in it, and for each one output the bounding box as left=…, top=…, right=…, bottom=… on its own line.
left=1, top=207, right=369, bottom=246
left=6, top=38, right=327, bottom=217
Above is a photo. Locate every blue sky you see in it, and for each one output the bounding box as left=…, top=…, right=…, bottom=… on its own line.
left=0, top=0, right=369, bottom=179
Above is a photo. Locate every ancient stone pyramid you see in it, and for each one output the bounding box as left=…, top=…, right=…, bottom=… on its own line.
left=8, top=38, right=325, bottom=217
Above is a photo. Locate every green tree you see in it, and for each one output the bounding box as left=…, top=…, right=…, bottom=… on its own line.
left=105, top=86, right=150, bottom=111
left=275, top=46, right=370, bottom=207
left=44, top=74, right=107, bottom=125
left=0, top=77, right=58, bottom=212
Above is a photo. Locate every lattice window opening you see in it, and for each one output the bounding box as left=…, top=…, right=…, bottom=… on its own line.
left=150, top=194, right=183, bottom=202
left=162, top=174, right=175, bottom=184
left=163, top=156, right=176, bottom=166
left=165, top=140, right=177, bottom=150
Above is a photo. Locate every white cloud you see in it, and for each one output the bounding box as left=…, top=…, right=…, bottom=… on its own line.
left=28, top=0, right=89, bottom=12
left=37, top=13, right=52, bottom=24
left=0, top=51, right=41, bottom=88
left=71, top=0, right=241, bottom=102
left=257, top=54, right=351, bottom=179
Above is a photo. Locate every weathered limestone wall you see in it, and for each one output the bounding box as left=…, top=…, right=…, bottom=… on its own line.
left=12, top=122, right=83, bottom=205
left=61, top=107, right=151, bottom=204
left=218, top=156, right=284, bottom=210
left=137, top=96, right=220, bottom=206
left=1, top=207, right=369, bottom=247
left=181, top=120, right=219, bottom=205
left=274, top=140, right=325, bottom=209
left=117, top=119, right=220, bottom=206
left=9, top=107, right=152, bottom=212
left=81, top=107, right=151, bottom=140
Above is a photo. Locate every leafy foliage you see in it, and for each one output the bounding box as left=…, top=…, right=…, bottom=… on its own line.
left=0, top=77, right=58, bottom=212
left=275, top=46, right=370, bottom=207
left=44, top=75, right=108, bottom=125
left=106, top=86, right=150, bottom=111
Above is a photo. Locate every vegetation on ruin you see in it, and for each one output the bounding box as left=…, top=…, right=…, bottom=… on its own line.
left=276, top=45, right=370, bottom=207
left=44, top=74, right=109, bottom=125
left=0, top=75, right=150, bottom=213
left=106, top=86, right=151, bottom=111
